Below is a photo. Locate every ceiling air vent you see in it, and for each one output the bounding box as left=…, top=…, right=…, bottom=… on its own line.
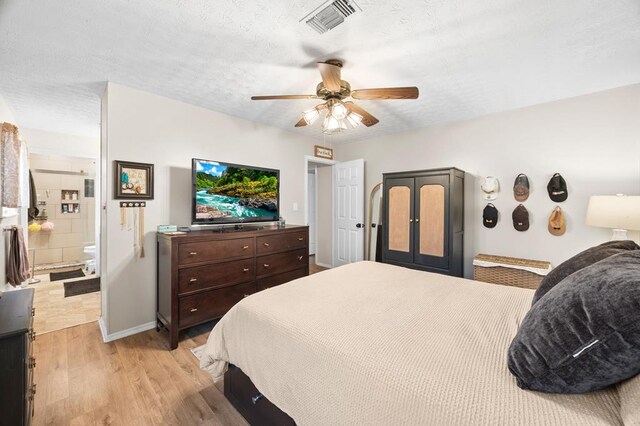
left=301, top=0, right=361, bottom=34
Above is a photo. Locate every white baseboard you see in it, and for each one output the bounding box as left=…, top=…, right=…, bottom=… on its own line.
left=99, top=317, right=156, bottom=343
left=315, top=261, right=333, bottom=269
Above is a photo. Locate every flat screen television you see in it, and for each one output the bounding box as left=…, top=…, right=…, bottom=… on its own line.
left=192, top=158, right=280, bottom=225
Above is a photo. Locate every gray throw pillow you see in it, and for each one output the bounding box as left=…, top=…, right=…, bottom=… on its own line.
left=508, top=250, right=640, bottom=394
left=532, top=240, right=639, bottom=306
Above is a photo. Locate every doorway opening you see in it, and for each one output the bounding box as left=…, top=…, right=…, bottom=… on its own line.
left=28, top=153, right=101, bottom=334
left=304, top=155, right=336, bottom=271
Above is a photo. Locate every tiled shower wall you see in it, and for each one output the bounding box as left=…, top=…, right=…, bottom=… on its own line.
left=28, top=154, right=96, bottom=267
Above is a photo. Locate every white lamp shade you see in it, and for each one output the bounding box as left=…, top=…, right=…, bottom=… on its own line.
left=346, top=112, right=363, bottom=128
left=585, top=195, right=640, bottom=230
left=331, top=101, right=349, bottom=120
left=302, top=108, right=320, bottom=125
left=323, top=115, right=344, bottom=134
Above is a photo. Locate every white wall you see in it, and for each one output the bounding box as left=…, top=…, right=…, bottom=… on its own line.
left=102, top=83, right=318, bottom=336
left=336, top=84, right=640, bottom=278
left=22, top=127, right=99, bottom=159
left=315, top=164, right=334, bottom=267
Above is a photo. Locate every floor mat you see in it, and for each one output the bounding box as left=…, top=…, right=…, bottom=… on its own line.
left=50, top=268, right=85, bottom=281
left=64, top=277, right=100, bottom=297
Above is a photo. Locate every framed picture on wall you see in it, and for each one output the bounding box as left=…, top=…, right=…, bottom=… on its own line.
left=314, top=145, right=333, bottom=160
left=114, top=160, right=154, bottom=200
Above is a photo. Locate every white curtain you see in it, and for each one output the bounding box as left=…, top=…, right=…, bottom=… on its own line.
left=1, top=122, right=28, bottom=208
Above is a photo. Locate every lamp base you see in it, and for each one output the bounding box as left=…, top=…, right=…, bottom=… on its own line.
left=611, top=229, right=628, bottom=240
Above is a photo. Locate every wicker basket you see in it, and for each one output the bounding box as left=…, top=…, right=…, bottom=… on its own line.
left=473, top=254, right=552, bottom=290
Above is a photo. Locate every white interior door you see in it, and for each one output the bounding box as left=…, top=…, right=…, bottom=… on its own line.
left=333, top=159, right=365, bottom=267
left=307, top=171, right=317, bottom=255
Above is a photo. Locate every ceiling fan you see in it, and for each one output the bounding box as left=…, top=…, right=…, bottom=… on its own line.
left=251, top=60, right=419, bottom=134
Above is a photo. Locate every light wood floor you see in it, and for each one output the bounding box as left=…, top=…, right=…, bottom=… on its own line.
left=33, top=321, right=247, bottom=426
left=32, top=272, right=100, bottom=335
left=33, top=258, right=330, bottom=425
left=309, top=255, right=328, bottom=274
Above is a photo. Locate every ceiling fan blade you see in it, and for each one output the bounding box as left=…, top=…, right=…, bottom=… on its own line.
left=251, top=95, right=317, bottom=100
left=344, top=102, right=379, bottom=127
left=294, top=117, right=308, bottom=127
left=351, top=87, right=419, bottom=100
left=317, top=62, right=342, bottom=92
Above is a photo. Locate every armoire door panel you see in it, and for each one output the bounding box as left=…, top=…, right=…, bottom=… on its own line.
left=384, top=178, right=414, bottom=263
left=414, top=176, right=450, bottom=269
left=419, top=184, right=445, bottom=257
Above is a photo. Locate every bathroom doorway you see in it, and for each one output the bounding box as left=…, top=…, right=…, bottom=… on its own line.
left=304, top=155, right=336, bottom=271
left=27, top=153, right=101, bottom=334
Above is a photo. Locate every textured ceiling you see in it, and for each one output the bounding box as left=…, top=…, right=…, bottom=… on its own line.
left=0, top=0, right=639, bottom=142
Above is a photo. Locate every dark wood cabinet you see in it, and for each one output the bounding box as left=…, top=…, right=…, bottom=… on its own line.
left=382, top=168, right=464, bottom=277
left=157, top=225, right=309, bottom=349
left=0, top=288, right=36, bottom=426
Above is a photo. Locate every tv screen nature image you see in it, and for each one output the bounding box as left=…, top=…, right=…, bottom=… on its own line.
left=194, top=160, right=279, bottom=221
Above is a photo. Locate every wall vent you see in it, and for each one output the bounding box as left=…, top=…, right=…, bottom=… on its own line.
left=301, top=0, right=361, bottom=34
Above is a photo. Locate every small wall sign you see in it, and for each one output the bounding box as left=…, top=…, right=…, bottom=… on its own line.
left=314, top=145, right=333, bottom=160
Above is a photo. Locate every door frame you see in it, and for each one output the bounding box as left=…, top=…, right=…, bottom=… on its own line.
left=303, top=155, right=337, bottom=268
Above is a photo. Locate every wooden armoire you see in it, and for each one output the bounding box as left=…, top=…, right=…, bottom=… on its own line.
left=382, top=168, right=464, bottom=277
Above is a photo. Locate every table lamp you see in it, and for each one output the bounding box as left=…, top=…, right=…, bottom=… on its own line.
left=585, top=194, right=640, bottom=240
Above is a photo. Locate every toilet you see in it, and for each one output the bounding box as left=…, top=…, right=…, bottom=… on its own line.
left=84, top=245, right=96, bottom=274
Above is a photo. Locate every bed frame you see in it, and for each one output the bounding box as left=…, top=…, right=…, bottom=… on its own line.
left=224, top=364, right=295, bottom=426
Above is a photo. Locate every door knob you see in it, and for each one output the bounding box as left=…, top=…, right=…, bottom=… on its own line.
left=356, top=223, right=363, bottom=228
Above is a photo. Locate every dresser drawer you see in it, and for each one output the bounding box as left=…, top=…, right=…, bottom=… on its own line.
left=179, top=282, right=256, bottom=328
left=178, top=258, right=255, bottom=294
left=178, top=237, right=254, bottom=265
left=257, top=248, right=307, bottom=277
left=257, top=267, right=307, bottom=291
left=256, top=231, right=307, bottom=254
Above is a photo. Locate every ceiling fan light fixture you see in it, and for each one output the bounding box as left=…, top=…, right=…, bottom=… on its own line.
left=302, top=108, right=320, bottom=125
left=323, top=114, right=346, bottom=134
left=346, top=111, right=363, bottom=128
left=331, top=101, right=349, bottom=119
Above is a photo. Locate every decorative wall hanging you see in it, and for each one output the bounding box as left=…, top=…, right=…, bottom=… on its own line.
left=513, top=173, right=530, bottom=202
left=482, top=203, right=499, bottom=228
left=512, top=204, right=530, bottom=232
left=547, top=173, right=568, bottom=202
left=480, top=176, right=500, bottom=200
left=548, top=207, right=566, bottom=236
left=120, top=201, right=146, bottom=258
left=314, top=145, right=334, bottom=160
left=114, top=160, right=154, bottom=200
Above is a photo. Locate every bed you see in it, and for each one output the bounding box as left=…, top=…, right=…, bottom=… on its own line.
left=200, top=261, right=627, bottom=425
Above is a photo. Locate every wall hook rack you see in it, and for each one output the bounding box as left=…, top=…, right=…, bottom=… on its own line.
left=120, top=202, right=146, bottom=208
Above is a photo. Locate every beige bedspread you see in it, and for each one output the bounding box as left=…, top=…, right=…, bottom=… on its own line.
left=201, top=261, right=622, bottom=425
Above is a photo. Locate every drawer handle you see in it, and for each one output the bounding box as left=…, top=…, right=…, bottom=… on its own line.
left=190, top=308, right=198, bottom=313
left=242, top=245, right=249, bottom=250
left=263, top=242, right=270, bottom=247
left=297, top=255, right=304, bottom=261
left=251, top=394, right=263, bottom=405
left=189, top=252, right=198, bottom=256
left=243, top=268, right=250, bottom=272
left=263, top=264, right=270, bottom=268
left=189, top=278, right=198, bottom=283
left=298, top=237, right=304, bottom=241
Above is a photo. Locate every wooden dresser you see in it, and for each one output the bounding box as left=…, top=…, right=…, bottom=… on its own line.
left=0, top=288, right=36, bottom=426
left=157, top=225, right=309, bottom=349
